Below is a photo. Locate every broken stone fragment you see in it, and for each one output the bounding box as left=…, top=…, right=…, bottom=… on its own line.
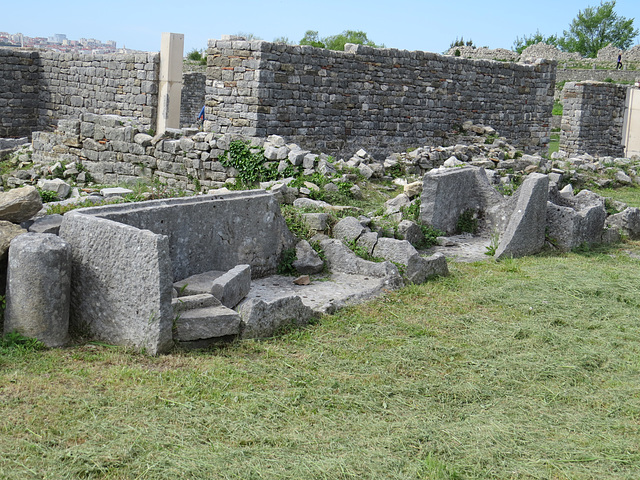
left=238, top=295, right=316, bottom=339
left=0, top=186, right=43, bottom=223
left=292, top=240, right=324, bottom=275
left=293, top=275, right=311, bottom=285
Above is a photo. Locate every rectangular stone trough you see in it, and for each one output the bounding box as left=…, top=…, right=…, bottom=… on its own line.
left=58, top=190, right=295, bottom=354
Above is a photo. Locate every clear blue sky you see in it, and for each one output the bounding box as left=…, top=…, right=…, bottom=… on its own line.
left=3, top=0, right=640, bottom=54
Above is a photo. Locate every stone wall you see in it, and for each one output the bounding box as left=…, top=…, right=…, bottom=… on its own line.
left=204, top=39, right=556, bottom=156
left=560, top=81, right=629, bottom=156
left=0, top=48, right=40, bottom=137
left=180, top=72, right=206, bottom=127
left=0, top=48, right=160, bottom=137
left=32, top=113, right=228, bottom=190
left=556, top=69, right=638, bottom=84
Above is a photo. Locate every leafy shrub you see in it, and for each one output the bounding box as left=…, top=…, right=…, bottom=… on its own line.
left=456, top=209, right=479, bottom=234
left=277, top=248, right=297, bottom=275
left=221, top=140, right=277, bottom=186
left=37, top=188, right=59, bottom=203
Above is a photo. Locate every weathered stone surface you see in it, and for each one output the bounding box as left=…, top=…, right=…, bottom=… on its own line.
left=606, top=207, right=640, bottom=239
left=238, top=295, right=316, bottom=339
left=403, top=181, right=423, bottom=198
left=292, top=240, right=324, bottom=275
left=546, top=202, right=577, bottom=251
left=406, top=252, right=449, bottom=284
left=174, top=270, right=224, bottom=296
left=59, top=211, right=174, bottom=355
left=302, top=213, right=329, bottom=232
left=320, top=238, right=402, bottom=280
left=4, top=233, right=71, bottom=347
left=396, top=220, right=426, bottom=247
left=173, top=305, right=241, bottom=341
left=356, top=231, right=379, bottom=256
left=100, top=187, right=134, bottom=198
left=333, top=216, right=366, bottom=243
left=385, top=193, right=411, bottom=214
left=26, top=214, right=64, bottom=235
left=495, top=173, right=549, bottom=259
left=293, top=198, right=331, bottom=209
left=420, top=167, right=502, bottom=234
left=172, top=293, right=221, bottom=312
left=372, top=237, right=419, bottom=265
left=38, top=179, right=71, bottom=199
left=211, top=264, right=251, bottom=308
left=0, top=186, right=43, bottom=223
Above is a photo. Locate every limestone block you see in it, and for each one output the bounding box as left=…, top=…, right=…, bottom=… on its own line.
left=211, top=264, right=251, bottom=308
left=546, top=202, right=578, bottom=252
left=396, top=220, right=426, bottom=247
left=420, top=166, right=502, bottom=234
left=356, top=231, right=379, bottom=256
left=320, top=238, right=401, bottom=280
left=292, top=240, right=324, bottom=275
left=302, top=213, right=329, bottom=232
left=333, top=216, right=366, bottom=243
left=238, top=295, right=316, bottom=339
left=403, top=181, right=422, bottom=198
left=385, top=193, right=411, bottom=214
left=172, top=293, right=221, bottom=312
left=173, top=305, right=241, bottom=342
left=27, top=214, right=63, bottom=235
left=100, top=187, right=134, bottom=198
left=264, top=145, right=289, bottom=161
left=288, top=148, right=309, bottom=166
left=0, top=186, right=43, bottom=223
left=405, top=252, right=449, bottom=284
left=606, top=207, right=640, bottom=239
left=4, top=233, right=71, bottom=347
left=38, top=179, right=71, bottom=199
left=495, top=173, right=549, bottom=259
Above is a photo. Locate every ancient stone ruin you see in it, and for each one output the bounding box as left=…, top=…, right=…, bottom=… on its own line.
left=1, top=35, right=640, bottom=352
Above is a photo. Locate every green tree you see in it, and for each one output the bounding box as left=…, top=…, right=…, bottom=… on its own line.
left=299, top=30, right=325, bottom=48
left=558, top=1, right=639, bottom=57
left=299, top=30, right=383, bottom=51
left=323, top=30, right=383, bottom=50
left=512, top=29, right=560, bottom=54
left=273, top=36, right=293, bottom=44
left=450, top=37, right=475, bottom=48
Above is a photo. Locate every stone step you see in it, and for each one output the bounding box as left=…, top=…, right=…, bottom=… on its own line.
left=171, top=293, right=220, bottom=313
left=173, top=264, right=251, bottom=308
left=173, top=305, right=241, bottom=342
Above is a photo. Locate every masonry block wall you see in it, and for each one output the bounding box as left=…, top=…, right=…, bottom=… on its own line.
left=0, top=48, right=160, bottom=137
left=560, top=81, right=628, bottom=157
left=0, top=49, right=40, bottom=137
left=180, top=72, right=206, bottom=127
left=204, top=39, right=556, bottom=156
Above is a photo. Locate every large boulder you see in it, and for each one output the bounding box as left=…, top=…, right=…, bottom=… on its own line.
left=420, top=166, right=502, bottom=234
left=494, top=173, right=549, bottom=259
left=0, top=186, right=43, bottom=223
left=606, top=207, right=640, bottom=240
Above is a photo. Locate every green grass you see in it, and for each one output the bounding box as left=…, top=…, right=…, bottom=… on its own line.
left=548, top=133, right=560, bottom=156
left=2, top=242, right=640, bottom=479
left=591, top=185, right=640, bottom=208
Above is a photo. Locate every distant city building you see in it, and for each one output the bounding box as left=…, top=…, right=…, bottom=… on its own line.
left=1, top=31, right=130, bottom=53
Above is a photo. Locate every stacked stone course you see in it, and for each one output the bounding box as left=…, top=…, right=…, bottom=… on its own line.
left=0, top=48, right=159, bottom=137
left=180, top=72, right=206, bottom=127
left=0, top=48, right=40, bottom=137
left=204, top=39, right=556, bottom=157
left=560, top=81, right=628, bottom=157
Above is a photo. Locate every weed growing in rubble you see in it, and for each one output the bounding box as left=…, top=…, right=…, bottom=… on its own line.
left=456, top=209, right=479, bottom=234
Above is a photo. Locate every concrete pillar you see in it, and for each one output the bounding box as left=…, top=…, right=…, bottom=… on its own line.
left=156, top=32, right=184, bottom=134
left=4, top=233, right=71, bottom=347
left=623, top=87, right=640, bottom=157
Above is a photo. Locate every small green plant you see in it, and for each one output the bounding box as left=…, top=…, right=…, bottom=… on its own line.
left=221, top=140, right=276, bottom=186
left=0, top=331, right=46, bottom=352
left=345, top=239, right=384, bottom=262
left=280, top=205, right=315, bottom=241
left=277, top=247, right=297, bottom=275
left=552, top=101, right=563, bottom=116
left=456, top=209, right=479, bottom=234
left=485, top=229, right=500, bottom=256
left=37, top=188, right=59, bottom=203
left=51, top=164, right=65, bottom=179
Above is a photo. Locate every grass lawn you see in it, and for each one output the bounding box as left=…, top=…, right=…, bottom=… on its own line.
left=2, top=238, right=640, bottom=479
